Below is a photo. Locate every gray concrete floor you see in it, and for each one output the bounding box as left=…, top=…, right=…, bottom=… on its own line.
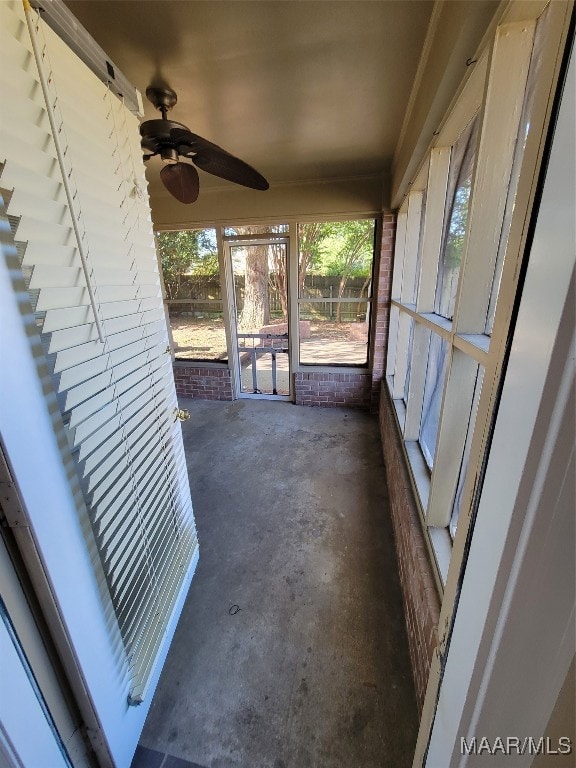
left=139, top=399, right=418, bottom=768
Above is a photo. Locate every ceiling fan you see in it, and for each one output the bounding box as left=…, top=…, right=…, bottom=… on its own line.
left=139, top=86, right=269, bottom=204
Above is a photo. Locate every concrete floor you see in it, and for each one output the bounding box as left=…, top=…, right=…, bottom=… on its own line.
left=138, top=399, right=418, bottom=768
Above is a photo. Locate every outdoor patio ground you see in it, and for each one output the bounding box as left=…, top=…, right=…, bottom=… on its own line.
left=133, top=399, right=418, bottom=768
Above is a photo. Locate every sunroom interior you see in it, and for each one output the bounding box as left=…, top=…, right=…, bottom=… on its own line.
left=0, top=1, right=574, bottom=767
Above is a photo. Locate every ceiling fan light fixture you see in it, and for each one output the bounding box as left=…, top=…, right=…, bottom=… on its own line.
left=160, top=147, right=179, bottom=165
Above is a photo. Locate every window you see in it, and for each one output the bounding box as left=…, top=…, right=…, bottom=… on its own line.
left=387, top=9, right=555, bottom=584
left=156, top=229, right=227, bottom=362
left=297, top=219, right=376, bottom=366
left=434, top=117, right=479, bottom=320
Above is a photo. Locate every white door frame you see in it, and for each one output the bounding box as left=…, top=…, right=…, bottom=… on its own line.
left=223, top=234, right=293, bottom=401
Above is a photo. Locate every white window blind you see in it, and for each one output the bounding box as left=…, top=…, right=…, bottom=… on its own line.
left=0, top=0, right=197, bottom=703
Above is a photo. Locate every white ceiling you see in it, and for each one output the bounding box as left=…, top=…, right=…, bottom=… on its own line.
left=65, top=0, right=433, bottom=204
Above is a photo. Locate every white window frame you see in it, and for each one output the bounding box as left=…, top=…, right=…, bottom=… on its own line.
left=158, top=215, right=380, bottom=380
left=295, top=216, right=378, bottom=370
left=387, top=2, right=566, bottom=589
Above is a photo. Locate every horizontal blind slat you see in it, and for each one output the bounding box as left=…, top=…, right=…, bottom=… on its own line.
left=30, top=265, right=84, bottom=289
left=1, top=1, right=27, bottom=36
left=0, top=161, right=62, bottom=203
left=7, top=188, right=68, bottom=228
left=13, top=216, right=73, bottom=247
left=43, top=305, right=94, bottom=333
left=48, top=323, right=99, bottom=354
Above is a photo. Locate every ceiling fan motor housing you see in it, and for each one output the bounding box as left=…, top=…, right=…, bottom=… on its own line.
left=145, top=86, right=177, bottom=118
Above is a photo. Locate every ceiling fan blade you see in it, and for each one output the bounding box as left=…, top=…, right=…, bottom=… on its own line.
left=193, top=150, right=269, bottom=191
left=160, top=163, right=200, bottom=204
left=170, top=127, right=269, bottom=191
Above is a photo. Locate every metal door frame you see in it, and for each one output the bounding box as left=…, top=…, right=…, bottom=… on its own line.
left=223, top=235, right=293, bottom=401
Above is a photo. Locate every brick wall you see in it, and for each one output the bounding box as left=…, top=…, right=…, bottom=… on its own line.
left=294, top=371, right=372, bottom=408
left=379, top=384, right=441, bottom=714
left=370, top=213, right=395, bottom=411
left=174, top=365, right=233, bottom=401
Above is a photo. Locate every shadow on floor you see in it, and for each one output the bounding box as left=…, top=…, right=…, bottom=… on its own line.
left=134, top=399, right=417, bottom=768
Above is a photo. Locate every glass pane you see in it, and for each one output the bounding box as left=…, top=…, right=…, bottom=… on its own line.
left=299, top=302, right=369, bottom=365
left=403, top=318, right=415, bottom=404
left=484, top=12, right=548, bottom=335
left=300, top=274, right=371, bottom=300
left=155, top=229, right=226, bottom=362
left=298, top=220, right=376, bottom=299
left=231, top=242, right=289, bottom=395
left=155, top=228, right=218, bottom=301
left=434, top=117, right=479, bottom=320
left=450, top=366, right=484, bottom=537
left=168, top=302, right=227, bottom=362
left=224, top=224, right=288, bottom=236
left=419, top=334, right=449, bottom=468
left=297, top=219, right=375, bottom=366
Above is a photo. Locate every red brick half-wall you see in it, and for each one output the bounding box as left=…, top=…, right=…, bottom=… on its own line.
left=174, top=364, right=233, bottom=401
left=379, top=383, right=440, bottom=714
left=294, top=371, right=372, bottom=408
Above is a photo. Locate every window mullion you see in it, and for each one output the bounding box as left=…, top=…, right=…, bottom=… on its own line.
left=454, top=19, right=536, bottom=334
left=387, top=206, right=408, bottom=378
left=391, top=207, right=408, bottom=300
left=401, top=191, right=423, bottom=303
left=416, top=147, right=450, bottom=313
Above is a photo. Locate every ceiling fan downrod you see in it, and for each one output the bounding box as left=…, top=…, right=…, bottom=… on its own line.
left=145, top=86, right=177, bottom=120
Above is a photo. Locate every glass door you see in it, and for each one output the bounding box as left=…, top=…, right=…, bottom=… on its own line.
left=227, top=238, right=291, bottom=398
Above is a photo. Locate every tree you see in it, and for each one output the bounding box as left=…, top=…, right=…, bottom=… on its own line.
left=239, top=245, right=270, bottom=330
left=297, top=222, right=336, bottom=295
left=155, top=229, right=218, bottom=300
left=229, top=226, right=272, bottom=331
left=326, top=220, right=374, bottom=322
left=269, top=242, right=288, bottom=320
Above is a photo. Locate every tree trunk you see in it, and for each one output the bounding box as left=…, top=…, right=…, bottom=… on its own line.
left=271, top=243, right=288, bottom=320
left=239, top=245, right=270, bottom=331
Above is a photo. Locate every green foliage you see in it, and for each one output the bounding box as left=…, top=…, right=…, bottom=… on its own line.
left=299, top=220, right=374, bottom=277
left=155, top=229, right=218, bottom=299
left=444, top=181, right=471, bottom=270
left=298, top=219, right=375, bottom=322
left=298, top=222, right=337, bottom=269
left=320, top=220, right=374, bottom=277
